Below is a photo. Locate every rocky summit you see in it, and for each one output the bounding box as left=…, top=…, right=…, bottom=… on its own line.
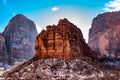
left=3, top=19, right=120, bottom=80
left=35, top=18, right=96, bottom=59
left=0, top=14, right=37, bottom=66
left=89, top=11, right=120, bottom=58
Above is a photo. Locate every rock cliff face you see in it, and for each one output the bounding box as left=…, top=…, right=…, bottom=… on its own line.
left=1, top=14, right=37, bottom=65
left=35, top=18, right=95, bottom=59
left=88, top=11, right=120, bottom=58
left=0, top=33, right=8, bottom=64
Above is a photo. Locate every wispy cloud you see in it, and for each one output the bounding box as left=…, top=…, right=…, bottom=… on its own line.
left=51, top=6, right=59, bottom=12
left=104, top=0, right=120, bottom=12
left=1, top=0, right=16, bottom=16
left=3, top=0, right=7, bottom=5
left=12, top=12, right=16, bottom=16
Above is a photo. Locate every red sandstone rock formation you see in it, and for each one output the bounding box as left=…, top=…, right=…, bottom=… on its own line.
left=35, top=18, right=96, bottom=59
left=88, top=11, right=120, bottom=58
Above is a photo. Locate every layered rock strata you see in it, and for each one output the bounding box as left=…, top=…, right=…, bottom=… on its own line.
left=35, top=18, right=96, bottom=59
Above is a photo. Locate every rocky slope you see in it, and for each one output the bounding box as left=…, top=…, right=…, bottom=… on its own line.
left=0, top=14, right=37, bottom=66
left=3, top=58, right=120, bottom=80
left=35, top=18, right=97, bottom=59
left=88, top=11, right=120, bottom=58
left=3, top=19, right=120, bottom=80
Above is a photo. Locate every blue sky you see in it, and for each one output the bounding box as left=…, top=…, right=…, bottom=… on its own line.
left=0, top=0, right=119, bottom=42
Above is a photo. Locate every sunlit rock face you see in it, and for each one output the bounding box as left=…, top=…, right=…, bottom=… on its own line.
left=2, top=14, right=37, bottom=64
left=88, top=11, right=120, bottom=58
left=35, top=18, right=95, bottom=59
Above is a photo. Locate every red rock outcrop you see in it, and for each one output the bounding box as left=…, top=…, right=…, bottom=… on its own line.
left=88, top=11, right=120, bottom=58
left=35, top=18, right=96, bottom=59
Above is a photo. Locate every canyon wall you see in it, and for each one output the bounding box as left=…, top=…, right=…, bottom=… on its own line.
left=89, top=11, right=120, bottom=58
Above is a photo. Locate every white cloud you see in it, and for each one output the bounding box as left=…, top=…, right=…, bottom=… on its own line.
left=104, top=0, right=120, bottom=12
left=52, top=7, right=59, bottom=12
left=36, top=24, right=42, bottom=34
